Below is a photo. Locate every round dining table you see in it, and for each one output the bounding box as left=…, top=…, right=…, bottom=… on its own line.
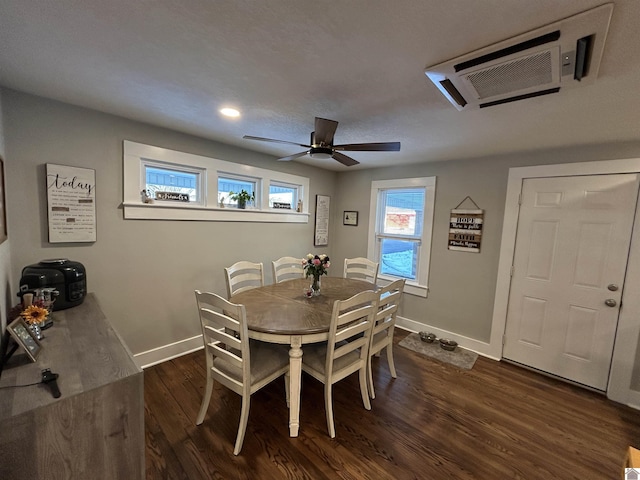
left=230, top=276, right=376, bottom=437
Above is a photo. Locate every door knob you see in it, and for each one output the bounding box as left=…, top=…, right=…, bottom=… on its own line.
left=607, top=284, right=619, bottom=292
left=605, top=299, right=617, bottom=307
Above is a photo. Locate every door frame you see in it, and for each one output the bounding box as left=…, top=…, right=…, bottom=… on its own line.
left=490, top=158, right=640, bottom=407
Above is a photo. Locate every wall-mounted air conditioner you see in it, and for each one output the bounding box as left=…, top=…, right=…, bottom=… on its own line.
left=424, top=3, right=614, bottom=110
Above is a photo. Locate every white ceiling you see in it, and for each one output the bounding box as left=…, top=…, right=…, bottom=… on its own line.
left=1, top=1, right=639, bottom=171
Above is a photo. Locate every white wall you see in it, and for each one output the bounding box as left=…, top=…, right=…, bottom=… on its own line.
left=2, top=89, right=338, bottom=365
left=0, top=90, right=14, bottom=334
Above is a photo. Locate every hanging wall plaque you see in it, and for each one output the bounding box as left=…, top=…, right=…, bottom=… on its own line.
left=46, top=164, right=97, bottom=243
left=448, top=196, right=483, bottom=253
left=314, top=194, right=330, bottom=246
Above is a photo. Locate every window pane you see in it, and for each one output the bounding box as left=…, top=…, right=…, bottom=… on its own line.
left=382, top=189, right=424, bottom=236
left=269, top=184, right=297, bottom=208
left=145, top=166, right=198, bottom=202
left=379, top=238, right=418, bottom=280
left=218, top=177, right=256, bottom=205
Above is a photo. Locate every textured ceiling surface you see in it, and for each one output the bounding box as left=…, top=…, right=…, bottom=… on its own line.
left=1, top=1, right=639, bottom=170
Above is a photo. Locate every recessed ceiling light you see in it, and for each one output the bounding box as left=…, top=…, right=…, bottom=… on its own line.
left=220, top=107, right=240, bottom=118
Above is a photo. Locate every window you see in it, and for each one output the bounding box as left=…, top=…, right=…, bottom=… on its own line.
left=367, top=177, right=436, bottom=297
left=218, top=175, right=257, bottom=207
left=123, top=140, right=309, bottom=223
left=144, top=162, right=203, bottom=204
left=269, top=181, right=298, bottom=209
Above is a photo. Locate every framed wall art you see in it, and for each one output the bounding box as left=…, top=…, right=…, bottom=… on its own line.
left=448, top=196, right=483, bottom=253
left=343, top=211, right=358, bottom=226
left=314, top=194, right=330, bottom=246
left=46, top=163, right=97, bottom=243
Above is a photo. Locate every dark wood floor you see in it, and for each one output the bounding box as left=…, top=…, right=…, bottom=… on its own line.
left=144, top=329, right=640, bottom=479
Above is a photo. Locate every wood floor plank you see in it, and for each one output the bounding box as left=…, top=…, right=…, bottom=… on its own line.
left=145, top=330, right=640, bottom=479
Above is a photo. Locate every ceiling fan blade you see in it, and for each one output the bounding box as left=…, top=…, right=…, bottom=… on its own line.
left=243, top=135, right=310, bottom=148
left=334, top=142, right=401, bottom=152
left=332, top=151, right=360, bottom=167
left=278, top=151, right=309, bottom=162
left=314, top=118, right=339, bottom=145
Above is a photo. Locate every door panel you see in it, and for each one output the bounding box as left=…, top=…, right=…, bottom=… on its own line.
left=503, top=174, right=639, bottom=390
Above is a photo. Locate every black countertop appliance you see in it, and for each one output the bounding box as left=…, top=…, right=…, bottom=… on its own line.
left=19, top=259, right=87, bottom=310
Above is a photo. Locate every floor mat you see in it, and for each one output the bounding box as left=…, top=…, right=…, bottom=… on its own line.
left=398, top=333, right=478, bottom=370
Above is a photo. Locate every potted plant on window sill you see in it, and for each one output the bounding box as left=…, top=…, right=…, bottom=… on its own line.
left=229, top=189, right=255, bottom=209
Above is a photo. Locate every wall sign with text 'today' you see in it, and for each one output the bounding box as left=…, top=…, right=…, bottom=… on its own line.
left=448, top=209, right=483, bottom=253
left=46, top=163, right=96, bottom=243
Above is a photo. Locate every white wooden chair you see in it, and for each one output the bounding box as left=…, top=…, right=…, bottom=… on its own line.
left=224, top=261, right=264, bottom=298
left=272, top=256, right=304, bottom=284
left=367, top=279, right=405, bottom=399
left=301, top=290, right=378, bottom=438
left=343, top=257, right=379, bottom=284
left=194, top=290, right=289, bottom=455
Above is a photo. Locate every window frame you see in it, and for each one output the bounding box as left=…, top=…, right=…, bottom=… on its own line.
left=123, top=140, right=309, bottom=223
left=367, top=177, right=436, bottom=297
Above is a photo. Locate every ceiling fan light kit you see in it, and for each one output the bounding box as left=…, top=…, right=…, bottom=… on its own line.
left=309, top=147, right=333, bottom=160
left=243, top=117, right=400, bottom=167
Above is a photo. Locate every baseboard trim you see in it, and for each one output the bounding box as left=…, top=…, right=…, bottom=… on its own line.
left=134, top=335, right=203, bottom=369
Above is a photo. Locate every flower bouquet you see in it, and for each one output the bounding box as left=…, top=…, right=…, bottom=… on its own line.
left=20, top=303, right=49, bottom=340
left=302, top=254, right=330, bottom=296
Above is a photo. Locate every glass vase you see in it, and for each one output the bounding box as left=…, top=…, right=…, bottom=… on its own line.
left=311, top=275, right=321, bottom=296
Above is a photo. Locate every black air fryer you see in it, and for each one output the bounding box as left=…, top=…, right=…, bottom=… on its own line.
left=19, top=259, right=87, bottom=310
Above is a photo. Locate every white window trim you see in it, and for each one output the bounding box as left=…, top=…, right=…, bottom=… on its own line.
left=367, top=177, right=436, bottom=297
left=123, top=140, right=310, bottom=223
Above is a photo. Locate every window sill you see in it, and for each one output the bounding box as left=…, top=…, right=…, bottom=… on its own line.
left=378, top=274, right=428, bottom=298
left=123, top=202, right=309, bottom=223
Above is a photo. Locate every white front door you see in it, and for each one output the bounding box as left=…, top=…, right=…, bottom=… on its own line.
left=503, top=174, right=640, bottom=390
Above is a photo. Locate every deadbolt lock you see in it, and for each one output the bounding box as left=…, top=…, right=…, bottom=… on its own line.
left=607, top=284, right=619, bottom=292
left=605, top=299, right=617, bottom=307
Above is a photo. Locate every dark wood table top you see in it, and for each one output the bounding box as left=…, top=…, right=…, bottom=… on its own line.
left=231, top=277, right=376, bottom=335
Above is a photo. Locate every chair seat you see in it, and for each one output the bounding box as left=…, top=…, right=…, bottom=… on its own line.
left=214, top=341, right=289, bottom=385
left=302, top=341, right=361, bottom=375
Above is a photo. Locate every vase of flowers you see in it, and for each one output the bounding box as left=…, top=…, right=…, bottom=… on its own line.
left=21, top=304, right=49, bottom=340
left=302, top=253, right=330, bottom=296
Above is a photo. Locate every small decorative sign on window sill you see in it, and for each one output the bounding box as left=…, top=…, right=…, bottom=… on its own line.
left=272, top=202, right=292, bottom=209
left=448, top=196, right=483, bottom=253
left=156, top=192, right=190, bottom=202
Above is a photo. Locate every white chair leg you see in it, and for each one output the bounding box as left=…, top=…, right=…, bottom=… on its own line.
left=367, top=354, right=376, bottom=399
left=325, top=384, right=336, bottom=438
left=284, top=371, right=290, bottom=408
left=233, top=395, right=251, bottom=455
left=359, top=367, right=371, bottom=411
left=195, top=375, right=213, bottom=425
left=386, top=344, right=397, bottom=378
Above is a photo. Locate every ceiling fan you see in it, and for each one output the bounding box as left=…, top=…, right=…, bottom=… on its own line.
left=243, top=117, right=401, bottom=167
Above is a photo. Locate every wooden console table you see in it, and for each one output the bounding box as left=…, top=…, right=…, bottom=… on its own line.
left=0, top=293, right=144, bottom=479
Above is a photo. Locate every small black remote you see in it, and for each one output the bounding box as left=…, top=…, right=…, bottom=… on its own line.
left=41, top=368, right=61, bottom=398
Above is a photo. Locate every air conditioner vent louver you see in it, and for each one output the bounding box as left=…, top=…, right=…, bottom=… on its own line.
left=425, top=4, right=613, bottom=110
left=467, top=51, right=554, bottom=99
